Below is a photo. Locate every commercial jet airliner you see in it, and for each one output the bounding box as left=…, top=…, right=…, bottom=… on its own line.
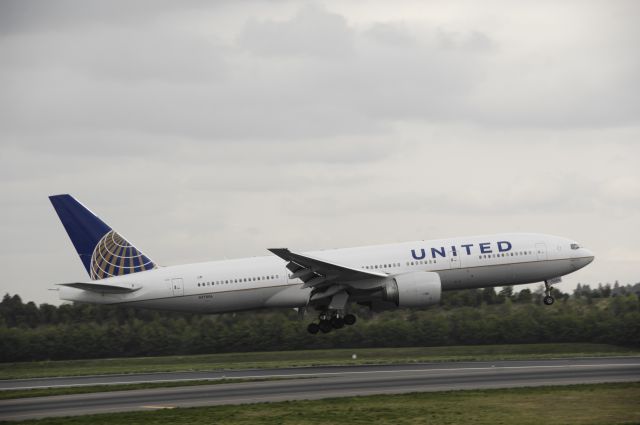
left=50, top=195, right=595, bottom=334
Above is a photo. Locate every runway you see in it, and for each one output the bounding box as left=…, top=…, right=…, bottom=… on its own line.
left=1, top=357, right=639, bottom=421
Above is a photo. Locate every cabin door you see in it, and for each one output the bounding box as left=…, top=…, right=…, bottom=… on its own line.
left=535, top=243, right=547, bottom=261
left=171, top=278, right=184, bottom=296
left=448, top=248, right=461, bottom=269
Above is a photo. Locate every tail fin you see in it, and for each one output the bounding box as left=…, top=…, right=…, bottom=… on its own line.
left=49, top=194, right=156, bottom=280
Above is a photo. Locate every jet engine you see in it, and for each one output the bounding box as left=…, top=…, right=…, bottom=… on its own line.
left=382, top=271, right=442, bottom=308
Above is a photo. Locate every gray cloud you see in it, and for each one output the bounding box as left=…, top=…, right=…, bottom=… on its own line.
left=0, top=1, right=638, bottom=304
left=239, top=5, right=355, bottom=58
left=0, top=0, right=210, bottom=35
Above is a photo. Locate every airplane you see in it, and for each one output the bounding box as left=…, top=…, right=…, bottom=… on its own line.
left=50, top=194, right=595, bottom=334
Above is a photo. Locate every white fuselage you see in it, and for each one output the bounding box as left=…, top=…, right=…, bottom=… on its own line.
left=59, top=233, right=594, bottom=313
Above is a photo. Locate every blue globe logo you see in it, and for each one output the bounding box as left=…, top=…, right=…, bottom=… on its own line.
left=90, top=230, right=156, bottom=280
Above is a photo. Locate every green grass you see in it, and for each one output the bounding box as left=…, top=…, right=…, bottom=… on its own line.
left=1, top=343, right=638, bottom=380
left=5, top=382, right=640, bottom=425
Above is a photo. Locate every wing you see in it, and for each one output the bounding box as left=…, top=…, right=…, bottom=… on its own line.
left=268, top=248, right=387, bottom=289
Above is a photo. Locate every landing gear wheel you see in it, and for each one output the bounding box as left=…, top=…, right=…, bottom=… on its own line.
left=319, top=320, right=332, bottom=333
left=307, top=323, right=320, bottom=334
left=331, top=316, right=345, bottom=329
left=543, top=280, right=556, bottom=306
left=344, top=314, right=356, bottom=326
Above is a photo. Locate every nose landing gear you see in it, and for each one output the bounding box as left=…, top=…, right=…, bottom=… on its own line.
left=543, top=279, right=556, bottom=305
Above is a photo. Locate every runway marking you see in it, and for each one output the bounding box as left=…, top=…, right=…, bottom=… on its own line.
left=2, top=362, right=639, bottom=391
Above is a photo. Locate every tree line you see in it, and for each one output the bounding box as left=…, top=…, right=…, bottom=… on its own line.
left=1, top=283, right=638, bottom=362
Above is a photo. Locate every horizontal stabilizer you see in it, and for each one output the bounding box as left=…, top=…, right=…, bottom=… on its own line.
left=57, top=282, right=141, bottom=294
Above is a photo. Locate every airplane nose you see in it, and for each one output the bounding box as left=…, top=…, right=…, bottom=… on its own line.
left=583, top=249, right=595, bottom=264
left=571, top=248, right=594, bottom=270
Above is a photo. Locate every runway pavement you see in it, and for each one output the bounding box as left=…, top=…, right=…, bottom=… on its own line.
left=1, top=357, right=639, bottom=421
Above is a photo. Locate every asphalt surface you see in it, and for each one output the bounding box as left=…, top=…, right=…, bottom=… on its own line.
left=1, top=357, right=639, bottom=421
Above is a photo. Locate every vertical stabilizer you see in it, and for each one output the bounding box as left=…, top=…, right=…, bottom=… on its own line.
left=49, top=195, right=156, bottom=280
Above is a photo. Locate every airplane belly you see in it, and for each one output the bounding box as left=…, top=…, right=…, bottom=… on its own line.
left=125, top=285, right=302, bottom=314
left=205, top=287, right=274, bottom=313
left=440, top=259, right=574, bottom=290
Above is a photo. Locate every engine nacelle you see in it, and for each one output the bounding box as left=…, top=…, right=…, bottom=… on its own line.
left=382, top=271, right=442, bottom=308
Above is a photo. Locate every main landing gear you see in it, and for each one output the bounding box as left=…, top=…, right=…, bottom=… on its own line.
left=543, top=280, right=555, bottom=305
left=307, top=312, right=357, bottom=334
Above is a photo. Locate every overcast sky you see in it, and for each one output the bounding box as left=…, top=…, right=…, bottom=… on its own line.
left=1, top=0, right=638, bottom=304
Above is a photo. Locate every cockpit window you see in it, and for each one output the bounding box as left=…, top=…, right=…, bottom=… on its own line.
left=570, top=243, right=580, bottom=250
